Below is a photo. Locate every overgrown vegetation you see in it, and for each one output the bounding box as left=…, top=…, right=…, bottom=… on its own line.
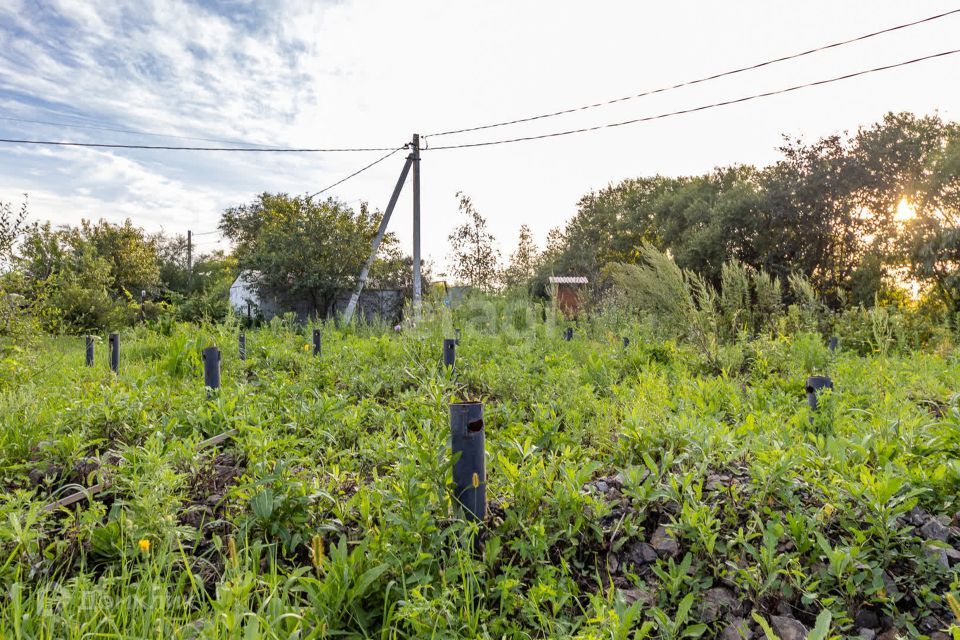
left=2, top=109, right=960, bottom=637
left=536, top=112, right=960, bottom=320
left=1, top=303, right=958, bottom=637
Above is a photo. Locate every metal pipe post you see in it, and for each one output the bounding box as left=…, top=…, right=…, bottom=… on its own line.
left=239, top=333, right=246, bottom=361
left=108, top=333, right=119, bottom=373
left=313, top=328, right=321, bottom=357
left=450, top=402, right=486, bottom=523
left=564, top=327, right=573, bottom=341
left=443, top=339, right=456, bottom=369
left=828, top=336, right=838, bottom=352
left=85, top=336, right=94, bottom=366
left=805, top=376, right=833, bottom=411
left=203, top=346, right=221, bottom=393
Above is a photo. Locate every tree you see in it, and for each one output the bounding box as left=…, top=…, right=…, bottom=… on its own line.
left=155, top=233, right=193, bottom=295
left=0, top=196, right=27, bottom=271
left=538, top=177, right=676, bottom=283
left=503, top=225, right=540, bottom=290
left=77, top=219, right=161, bottom=296
left=539, top=112, right=957, bottom=309
left=220, top=193, right=406, bottom=315
left=0, top=196, right=29, bottom=336
left=901, top=125, right=960, bottom=316
left=14, top=222, right=127, bottom=332
left=447, top=192, right=500, bottom=290
left=651, top=166, right=763, bottom=286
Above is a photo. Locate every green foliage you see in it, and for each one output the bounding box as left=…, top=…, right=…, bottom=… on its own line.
left=11, top=218, right=234, bottom=332
left=447, top=192, right=502, bottom=291
left=0, top=196, right=27, bottom=271
left=503, top=224, right=541, bottom=291
left=605, top=247, right=850, bottom=369
left=538, top=112, right=960, bottom=321
left=221, top=193, right=407, bottom=315
left=1, top=286, right=959, bottom=638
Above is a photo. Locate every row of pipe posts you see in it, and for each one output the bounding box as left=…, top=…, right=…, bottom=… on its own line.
left=89, top=329, right=321, bottom=374
left=85, top=334, right=120, bottom=372
left=76, top=329, right=841, bottom=533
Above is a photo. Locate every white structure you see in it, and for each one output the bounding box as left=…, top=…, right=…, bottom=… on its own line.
left=229, top=270, right=264, bottom=316
left=228, top=269, right=404, bottom=322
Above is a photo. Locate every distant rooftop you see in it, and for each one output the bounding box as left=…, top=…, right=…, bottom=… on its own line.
left=549, top=276, right=588, bottom=284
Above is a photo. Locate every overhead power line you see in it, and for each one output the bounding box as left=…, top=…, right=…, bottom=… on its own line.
left=425, top=48, right=960, bottom=151
left=425, top=7, right=960, bottom=138
left=308, top=146, right=408, bottom=198
left=0, top=114, right=277, bottom=147
left=0, top=139, right=399, bottom=152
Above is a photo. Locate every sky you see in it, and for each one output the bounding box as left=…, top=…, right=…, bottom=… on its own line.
left=0, top=0, right=959, bottom=277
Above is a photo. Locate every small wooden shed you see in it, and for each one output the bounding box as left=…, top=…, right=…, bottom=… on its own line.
left=549, top=276, right=588, bottom=316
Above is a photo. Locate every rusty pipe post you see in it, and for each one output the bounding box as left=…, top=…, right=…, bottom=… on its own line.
left=85, top=336, right=94, bottom=366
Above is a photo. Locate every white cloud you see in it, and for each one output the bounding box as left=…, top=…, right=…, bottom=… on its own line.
left=0, top=0, right=958, bottom=275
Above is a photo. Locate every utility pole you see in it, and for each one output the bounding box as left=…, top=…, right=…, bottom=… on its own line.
left=343, top=150, right=414, bottom=323
left=412, top=133, right=422, bottom=318
left=187, top=229, right=193, bottom=290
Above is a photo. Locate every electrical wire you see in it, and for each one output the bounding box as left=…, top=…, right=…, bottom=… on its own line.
left=0, top=114, right=277, bottom=147
left=308, top=146, right=408, bottom=198
left=425, top=49, right=960, bottom=151
left=191, top=230, right=221, bottom=236
left=425, top=7, right=960, bottom=138
left=0, top=139, right=400, bottom=152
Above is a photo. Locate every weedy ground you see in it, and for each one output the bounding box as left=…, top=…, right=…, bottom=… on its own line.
left=1, top=308, right=959, bottom=639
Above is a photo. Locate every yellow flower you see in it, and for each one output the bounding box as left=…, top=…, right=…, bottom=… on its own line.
left=138, top=538, right=151, bottom=553
left=303, top=344, right=311, bottom=351
left=472, top=472, right=480, bottom=489
left=227, top=536, right=237, bottom=568
left=311, top=534, right=325, bottom=572
left=946, top=592, right=960, bottom=622
left=817, top=503, right=836, bottom=521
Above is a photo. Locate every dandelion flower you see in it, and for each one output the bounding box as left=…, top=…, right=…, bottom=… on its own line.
left=138, top=538, right=151, bottom=553
left=303, top=343, right=311, bottom=351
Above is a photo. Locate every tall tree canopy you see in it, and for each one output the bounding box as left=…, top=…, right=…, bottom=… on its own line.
left=220, top=193, right=406, bottom=314
left=539, top=112, right=960, bottom=312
